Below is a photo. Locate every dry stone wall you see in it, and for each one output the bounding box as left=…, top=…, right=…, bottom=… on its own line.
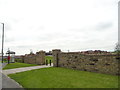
left=23, top=51, right=45, bottom=65
left=52, top=49, right=119, bottom=75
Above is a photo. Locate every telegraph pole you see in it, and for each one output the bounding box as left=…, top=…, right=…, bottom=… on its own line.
left=1, top=23, right=4, bottom=63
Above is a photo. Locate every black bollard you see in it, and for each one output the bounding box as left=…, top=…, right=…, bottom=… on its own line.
left=50, top=60, right=51, bottom=66
left=46, top=60, right=48, bottom=65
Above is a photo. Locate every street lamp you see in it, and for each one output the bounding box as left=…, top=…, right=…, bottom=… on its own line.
left=1, top=23, right=4, bottom=63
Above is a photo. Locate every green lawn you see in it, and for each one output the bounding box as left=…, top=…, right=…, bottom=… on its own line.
left=3, top=56, right=53, bottom=69
left=45, top=56, right=53, bottom=64
left=3, top=62, right=39, bottom=70
left=8, top=67, right=118, bottom=88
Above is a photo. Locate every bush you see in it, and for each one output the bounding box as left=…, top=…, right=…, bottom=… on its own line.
left=15, top=58, right=23, bottom=63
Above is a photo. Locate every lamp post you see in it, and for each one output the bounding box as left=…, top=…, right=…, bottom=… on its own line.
left=1, top=23, right=4, bottom=63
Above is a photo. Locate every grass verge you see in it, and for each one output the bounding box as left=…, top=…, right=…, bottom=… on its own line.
left=8, top=67, right=118, bottom=88
left=3, top=62, right=39, bottom=70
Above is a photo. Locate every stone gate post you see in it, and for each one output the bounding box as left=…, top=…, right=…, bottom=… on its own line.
left=52, top=49, right=61, bottom=67
left=36, top=50, right=45, bottom=65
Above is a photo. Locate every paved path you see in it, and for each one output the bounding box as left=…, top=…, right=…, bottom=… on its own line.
left=2, top=63, right=7, bottom=68
left=2, top=73, right=23, bottom=89
left=2, top=63, right=23, bottom=89
left=3, top=63, right=53, bottom=75
left=2, top=63, right=53, bottom=89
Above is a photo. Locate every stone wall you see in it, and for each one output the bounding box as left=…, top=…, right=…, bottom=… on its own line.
left=52, top=49, right=119, bottom=75
left=23, top=51, right=45, bottom=65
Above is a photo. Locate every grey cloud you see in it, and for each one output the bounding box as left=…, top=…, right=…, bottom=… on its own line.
left=37, top=32, right=69, bottom=41
left=4, top=23, right=12, bottom=31
left=5, top=37, right=14, bottom=42
left=67, top=28, right=86, bottom=32
left=68, top=29, right=81, bottom=32
left=2, top=18, right=21, bottom=32
left=96, top=22, right=113, bottom=30
left=37, top=25, right=44, bottom=30
left=17, top=45, right=31, bottom=48
left=68, top=22, right=113, bottom=33
left=12, top=18, right=20, bottom=23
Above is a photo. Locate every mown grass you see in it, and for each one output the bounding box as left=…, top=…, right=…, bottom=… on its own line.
left=3, top=62, right=39, bottom=70
left=8, top=67, right=118, bottom=88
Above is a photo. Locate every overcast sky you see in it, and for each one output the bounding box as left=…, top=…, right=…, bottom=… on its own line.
left=0, top=0, right=119, bottom=55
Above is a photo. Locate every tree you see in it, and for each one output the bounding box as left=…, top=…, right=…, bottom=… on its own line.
left=30, top=49, right=34, bottom=54
left=115, top=42, right=120, bottom=54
